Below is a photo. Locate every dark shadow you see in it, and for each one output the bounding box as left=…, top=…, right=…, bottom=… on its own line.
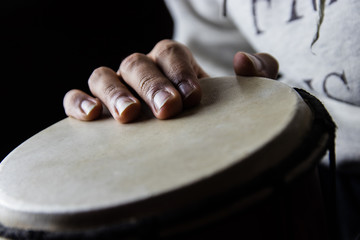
left=1, top=0, right=174, bottom=160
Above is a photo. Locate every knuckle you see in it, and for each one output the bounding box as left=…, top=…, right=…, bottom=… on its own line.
left=138, top=74, right=160, bottom=97
left=103, top=84, right=122, bottom=103
left=103, top=84, right=130, bottom=105
left=65, top=89, right=79, bottom=98
left=63, top=89, right=77, bottom=105
left=120, top=53, right=146, bottom=73
left=169, top=59, right=189, bottom=74
left=103, top=84, right=117, bottom=98
left=90, top=66, right=111, bottom=78
left=88, top=66, right=126, bottom=103
left=88, top=66, right=111, bottom=86
left=154, top=40, right=183, bottom=58
left=157, top=39, right=174, bottom=46
left=155, top=39, right=175, bottom=49
left=172, top=70, right=193, bottom=86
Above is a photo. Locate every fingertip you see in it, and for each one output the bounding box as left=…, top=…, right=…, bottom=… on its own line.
left=64, top=89, right=102, bottom=121
left=233, top=52, right=279, bottom=79
left=256, top=53, right=279, bottom=79
left=113, top=97, right=141, bottom=123
left=80, top=98, right=103, bottom=121
left=233, top=52, right=258, bottom=76
left=179, top=81, right=202, bottom=108
left=153, top=89, right=183, bottom=120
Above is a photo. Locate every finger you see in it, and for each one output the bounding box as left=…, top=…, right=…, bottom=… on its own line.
left=63, top=89, right=102, bottom=121
left=233, top=52, right=279, bottom=79
left=88, top=66, right=141, bottom=123
left=119, top=53, right=182, bottom=120
left=148, top=40, right=207, bottom=108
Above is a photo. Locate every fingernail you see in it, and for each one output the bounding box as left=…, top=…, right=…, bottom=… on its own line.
left=115, top=97, right=137, bottom=116
left=245, top=53, right=264, bottom=72
left=154, top=90, right=172, bottom=111
left=81, top=100, right=97, bottom=115
left=179, top=82, right=196, bottom=99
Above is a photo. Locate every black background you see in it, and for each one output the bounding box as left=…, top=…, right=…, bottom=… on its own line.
left=1, top=0, right=173, bottom=159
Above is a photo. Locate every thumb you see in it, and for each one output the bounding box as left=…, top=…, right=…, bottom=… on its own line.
left=233, top=52, right=279, bottom=79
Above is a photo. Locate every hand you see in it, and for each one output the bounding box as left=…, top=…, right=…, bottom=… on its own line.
left=233, top=52, right=279, bottom=80
left=63, top=40, right=279, bottom=123
left=63, top=39, right=208, bottom=123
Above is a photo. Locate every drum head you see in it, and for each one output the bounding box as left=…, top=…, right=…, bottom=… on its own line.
left=0, top=76, right=312, bottom=233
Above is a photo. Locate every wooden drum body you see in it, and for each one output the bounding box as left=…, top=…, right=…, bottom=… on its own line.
left=0, top=76, right=332, bottom=239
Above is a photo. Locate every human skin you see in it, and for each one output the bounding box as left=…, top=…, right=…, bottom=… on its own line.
left=63, top=39, right=279, bottom=123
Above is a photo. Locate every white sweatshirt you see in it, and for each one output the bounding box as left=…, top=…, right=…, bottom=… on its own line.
left=165, top=0, right=360, bottom=171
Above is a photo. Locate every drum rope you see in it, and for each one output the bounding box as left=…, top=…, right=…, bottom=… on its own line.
left=295, top=88, right=338, bottom=240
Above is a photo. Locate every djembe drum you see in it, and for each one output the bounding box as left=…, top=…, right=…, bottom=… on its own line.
left=0, top=76, right=335, bottom=240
